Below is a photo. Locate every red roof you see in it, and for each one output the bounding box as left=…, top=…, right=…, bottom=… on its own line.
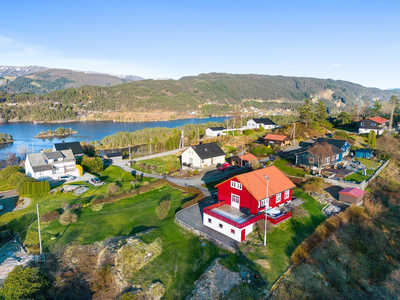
left=216, top=166, right=296, bottom=201
left=368, top=116, right=389, bottom=124
left=264, top=134, right=288, bottom=141
left=237, top=153, right=258, bottom=162
left=339, top=187, right=365, bottom=198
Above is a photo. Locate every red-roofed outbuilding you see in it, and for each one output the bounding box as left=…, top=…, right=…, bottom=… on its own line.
left=339, top=187, right=365, bottom=205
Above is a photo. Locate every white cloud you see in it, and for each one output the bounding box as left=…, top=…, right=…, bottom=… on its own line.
left=333, top=63, right=342, bottom=68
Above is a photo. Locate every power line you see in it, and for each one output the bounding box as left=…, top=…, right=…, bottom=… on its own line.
left=0, top=214, right=37, bottom=252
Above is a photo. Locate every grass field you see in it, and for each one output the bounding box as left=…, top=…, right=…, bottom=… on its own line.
left=241, top=188, right=325, bottom=286
left=355, top=158, right=382, bottom=170
left=0, top=179, right=10, bottom=191
left=133, top=155, right=181, bottom=174
left=273, top=158, right=310, bottom=177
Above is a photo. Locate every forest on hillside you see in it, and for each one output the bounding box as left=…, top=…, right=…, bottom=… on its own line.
left=0, top=73, right=396, bottom=122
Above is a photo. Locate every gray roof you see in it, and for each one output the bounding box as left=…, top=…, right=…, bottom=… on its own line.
left=27, top=153, right=53, bottom=173
left=44, top=151, right=63, bottom=160
left=207, top=127, right=225, bottom=131
left=315, top=138, right=349, bottom=150
left=61, top=149, right=74, bottom=160
left=105, top=152, right=123, bottom=158
left=53, top=141, right=84, bottom=155
left=251, top=118, right=276, bottom=125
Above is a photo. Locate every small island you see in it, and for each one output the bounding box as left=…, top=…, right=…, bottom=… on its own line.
left=0, top=133, right=14, bottom=144
left=35, top=127, right=78, bottom=138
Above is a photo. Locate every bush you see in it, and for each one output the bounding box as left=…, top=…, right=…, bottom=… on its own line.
left=41, top=210, right=60, bottom=223
left=193, top=169, right=200, bottom=175
left=251, top=146, right=275, bottom=156
left=121, top=171, right=135, bottom=182
left=0, top=165, right=20, bottom=180
left=76, top=165, right=83, bottom=176
left=303, top=177, right=324, bottom=193
left=91, top=203, right=104, bottom=212
left=81, top=156, right=103, bottom=174
left=108, top=183, right=120, bottom=194
left=0, top=266, right=49, bottom=300
left=156, top=197, right=171, bottom=219
left=259, top=126, right=265, bottom=131
left=243, top=129, right=255, bottom=136
left=334, top=131, right=350, bottom=139
left=59, top=210, right=78, bottom=226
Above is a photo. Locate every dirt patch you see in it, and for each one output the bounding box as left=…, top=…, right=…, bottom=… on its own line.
left=186, top=258, right=241, bottom=299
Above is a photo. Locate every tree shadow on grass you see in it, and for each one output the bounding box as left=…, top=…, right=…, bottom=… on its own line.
left=129, top=225, right=154, bottom=236
left=8, top=212, right=36, bottom=240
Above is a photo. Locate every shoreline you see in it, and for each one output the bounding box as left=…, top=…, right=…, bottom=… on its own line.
left=0, top=115, right=230, bottom=125
left=0, top=140, right=14, bottom=145
left=34, top=131, right=78, bottom=138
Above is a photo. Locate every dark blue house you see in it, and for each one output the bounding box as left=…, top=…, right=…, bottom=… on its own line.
left=295, top=142, right=343, bottom=168
left=315, top=138, right=350, bottom=156
left=355, top=149, right=373, bottom=159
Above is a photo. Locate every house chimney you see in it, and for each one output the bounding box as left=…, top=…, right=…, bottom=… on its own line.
left=40, top=149, right=43, bottom=153
left=199, top=141, right=202, bottom=145
left=62, top=140, right=65, bottom=143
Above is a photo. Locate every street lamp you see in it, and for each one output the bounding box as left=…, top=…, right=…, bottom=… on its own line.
left=263, top=175, right=269, bottom=247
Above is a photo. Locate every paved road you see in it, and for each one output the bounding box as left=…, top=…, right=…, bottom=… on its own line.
left=129, top=147, right=187, bottom=162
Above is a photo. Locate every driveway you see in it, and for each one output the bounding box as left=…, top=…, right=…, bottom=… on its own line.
left=0, top=190, right=19, bottom=217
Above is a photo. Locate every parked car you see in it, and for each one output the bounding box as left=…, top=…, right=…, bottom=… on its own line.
left=90, top=177, right=102, bottom=184
left=58, top=175, right=76, bottom=181
left=0, top=205, right=3, bottom=212
left=218, top=163, right=230, bottom=171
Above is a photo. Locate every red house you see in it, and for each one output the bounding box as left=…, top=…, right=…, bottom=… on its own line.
left=203, top=166, right=296, bottom=242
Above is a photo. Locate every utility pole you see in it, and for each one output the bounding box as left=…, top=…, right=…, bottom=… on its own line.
left=129, top=145, right=131, bottom=160
left=36, top=204, right=42, bottom=255
left=149, top=139, right=152, bottom=156
left=179, top=130, right=184, bottom=148
left=198, top=126, right=200, bottom=143
left=263, top=175, right=269, bottom=247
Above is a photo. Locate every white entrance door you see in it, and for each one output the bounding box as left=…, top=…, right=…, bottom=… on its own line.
left=231, top=194, right=240, bottom=209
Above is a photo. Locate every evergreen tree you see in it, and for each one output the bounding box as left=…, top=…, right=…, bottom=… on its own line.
left=297, top=99, right=316, bottom=127
left=315, top=101, right=327, bottom=123
left=370, top=130, right=377, bottom=148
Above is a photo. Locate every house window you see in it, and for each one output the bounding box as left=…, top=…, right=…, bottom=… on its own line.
left=371, top=122, right=376, bottom=126
left=219, top=223, right=223, bottom=229
left=332, top=155, right=335, bottom=161
left=325, top=157, right=330, bottom=164
left=276, top=193, right=282, bottom=203
left=309, top=157, right=314, bottom=163
left=336, top=154, right=339, bottom=160
left=360, top=122, right=364, bottom=126
left=230, top=181, right=242, bottom=190
left=208, top=218, right=212, bottom=223
left=231, top=229, right=235, bottom=234
left=231, top=194, right=240, bottom=204
left=284, top=190, right=290, bottom=199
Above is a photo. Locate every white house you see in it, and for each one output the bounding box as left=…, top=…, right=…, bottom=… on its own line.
left=205, top=127, right=226, bottom=137
left=180, top=142, right=225, bottom=169
left=25, top=149, right=78, bottom=180
left=246, top=118, right=276, bottom=129
left=358, top=117, right=389, bottom=135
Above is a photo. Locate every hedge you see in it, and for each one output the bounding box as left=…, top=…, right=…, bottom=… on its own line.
left=243, top=129, right=255, bottom=136
left=0, top=166, right=20, bottom=180
left=24, top=181, right=50, bottom=196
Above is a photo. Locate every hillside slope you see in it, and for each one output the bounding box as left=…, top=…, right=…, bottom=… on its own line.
left=0, top=73, right=397, bottom=123
left=0, top=67, right=144, bottom=94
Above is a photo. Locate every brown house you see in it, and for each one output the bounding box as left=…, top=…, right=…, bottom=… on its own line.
left=338, top=187, right=365, bottom=205
left=264, top=134, right=290, bottom=146
left=230, top=153, right=258, bottom=167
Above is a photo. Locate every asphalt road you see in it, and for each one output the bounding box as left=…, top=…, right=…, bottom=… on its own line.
left=0, top=190, right=19, bottom=216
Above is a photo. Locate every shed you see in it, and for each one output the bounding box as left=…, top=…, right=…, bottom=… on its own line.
left=104, top=152, right=123, bottom=162
left=230, top=153, right=258, bottom=167
left=264, top=134, right=290, bottom=146
left=339, top=187, right=365, bottom=205
left=355, top=149, right=373, bottom=159
left=205, top=127, right=226, bottom=137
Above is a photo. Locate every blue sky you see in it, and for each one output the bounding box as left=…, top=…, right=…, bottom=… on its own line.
left=1, top=0, right=399, bottom=89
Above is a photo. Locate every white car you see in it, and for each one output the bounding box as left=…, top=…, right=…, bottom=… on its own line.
left=58, top=175, right=76, bottom=182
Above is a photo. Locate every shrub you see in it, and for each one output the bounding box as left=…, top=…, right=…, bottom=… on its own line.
left=0, top=165, right=20, bottom=180
left=59, top=210, right=78, bottom=226
left=249, top=159, right=260, bottom=170
left=193, top=169, right=200, bottom=175
left=243, top=129, right=255, bottom=136
left=251, top=146, right=275, bottom=156
left=0, top=266, right=49, bottom=300
left=81, top=156, right=103, bottom=174
left=41, top=210, right=60, bottom=223
left=91, top=203, right=104, bottom=212
left=334, top=131, right=350, bottom=139
left=121, top=171, right=135, bottom=182
left=76, top=165, right=83, bottom=176
left=156, top=198, right=171, bottom=220
left=108, top=183, right=120, bottom=194
left=259, top=126, right=265, bottom=131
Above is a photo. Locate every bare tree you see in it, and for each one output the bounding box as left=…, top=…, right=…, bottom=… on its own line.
left=6, top=152, right=17, bottom=166
left=17, top=145, right=30, bottom=160
left=309, top=142, right=335, bottom=174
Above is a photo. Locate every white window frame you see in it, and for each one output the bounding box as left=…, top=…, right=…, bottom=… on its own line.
left=219, top=223, right=223, bottom=229
left=208, top=218, right=212, bottom=223
left=332, top=155, right=335, bottom=161
left=371, top=122, right=376, bottom=126
left=309, top=157, right=314, bottom=163
left=325, top=157, right=330, bottom=164
left=231, top=194, right=240, bottom=204
left=276, top=193, right=282, bottom=203
left=336, top=154, right=339, bottom=160
left=284, top=190, right=290, bottom=199
left=360, top=122, right=364, bottom=126
left=230, top=181, right=242, bottom=190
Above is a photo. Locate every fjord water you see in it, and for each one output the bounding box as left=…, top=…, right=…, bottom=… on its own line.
left=0, top=117, right=228, bottom=158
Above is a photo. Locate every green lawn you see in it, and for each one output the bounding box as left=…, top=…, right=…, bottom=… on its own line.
left=273, top=159, right=310, bottom=177
left=0, top=179, right=11, bottom=191
left=132, top=155, right=181, bottom=174
left=355, top=158, right=381, bottom=170
left=241, top=188, right=326, bottom=286
left=343, top=172, right=370, bottom=183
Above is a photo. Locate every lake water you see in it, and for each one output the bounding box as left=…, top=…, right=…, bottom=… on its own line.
left=0, top=117, right=228, bottom=158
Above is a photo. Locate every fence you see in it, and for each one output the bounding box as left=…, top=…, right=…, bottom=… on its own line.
left=305, top=159, right=390, bottom=190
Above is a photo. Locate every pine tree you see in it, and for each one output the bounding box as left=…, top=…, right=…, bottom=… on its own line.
left=370, top=130, right=377, bottom=148
left=297, top=99, right=316, bottom=127
left=315, top=101, right=327, bottom=123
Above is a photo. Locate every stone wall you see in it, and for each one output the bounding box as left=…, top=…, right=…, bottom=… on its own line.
left=174, top=217, right=237, bottom=253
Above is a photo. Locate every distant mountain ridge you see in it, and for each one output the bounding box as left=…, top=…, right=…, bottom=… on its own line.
left=0, top=66, right=144, bottom=94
